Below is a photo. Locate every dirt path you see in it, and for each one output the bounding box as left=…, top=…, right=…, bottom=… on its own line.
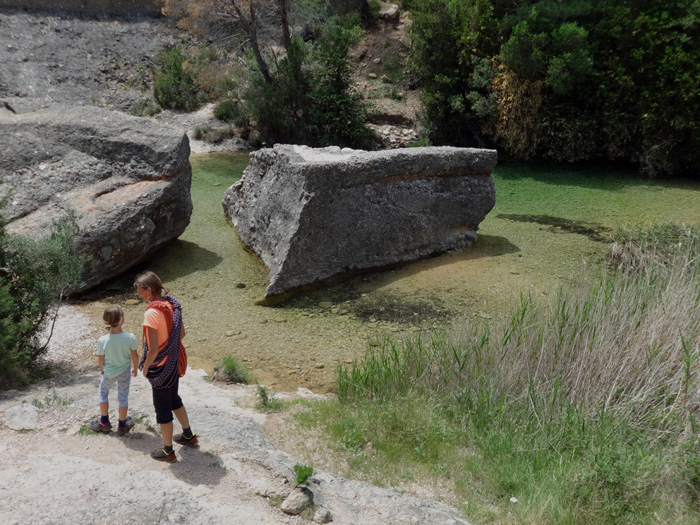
left=0, top=306, right=469, bottom=525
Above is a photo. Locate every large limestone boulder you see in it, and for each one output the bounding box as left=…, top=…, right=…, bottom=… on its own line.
left=0, top=105, right=192, bottom=291
left=223, top=144, right=496, bottom=300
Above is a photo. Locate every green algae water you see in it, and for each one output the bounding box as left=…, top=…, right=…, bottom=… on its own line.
left=93, top=153, right=700, bottom=393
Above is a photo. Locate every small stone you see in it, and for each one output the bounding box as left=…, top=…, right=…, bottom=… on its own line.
left=368, top=72, right=377, bottom=79
left=313, top=507, right=332, bottom=524
left=315, top=364, right=324, bottom=369
left=318, top=301, right=333, bottom=308
left=380, top=4, right=400, bottom=20
left=280, top=487, right=313, bottom=515
left=6, top=404, right=39, bottom=430
left=369, top=338, right=379, bottom=347
left=510, top=497, right=518, bottom=503
left=125, top=299, right=140, bottom=305
left=236, top=282, right=246, bottom=288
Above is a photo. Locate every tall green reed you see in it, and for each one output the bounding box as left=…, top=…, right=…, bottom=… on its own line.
left=339, top=224, right=700, bottom=437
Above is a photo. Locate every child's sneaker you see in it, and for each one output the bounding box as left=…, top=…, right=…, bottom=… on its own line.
left=89, top=419, right=112, bottom=433
left=116, top=416, right=135, bottom=436
left=173, top=432, right=198, bottom=447
left=150, top=447, right=177, bottom=463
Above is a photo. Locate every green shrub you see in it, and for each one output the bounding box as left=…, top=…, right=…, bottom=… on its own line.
left=241, top=17, right=378, bottom=149
left=0, top=208, right=83, bottom=387
left=361, top=0, right=381, bottom=20
left=255, top=384, right=284, bottom=412
left=293, top=464, right=314, bottom=485
left=153, top=47, right=202, bottom=111
left=127, top=99, right=162, bottom=117
left=213, top=354, right=251, bottom=383
left=213, top=99, right=241, bottom=123
left=408, top=0, right=700, bottom=176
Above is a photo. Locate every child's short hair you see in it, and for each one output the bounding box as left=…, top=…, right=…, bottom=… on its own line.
left=133, top=270, right=165, bottom=295
left=103, top=305, right=124, bottom=329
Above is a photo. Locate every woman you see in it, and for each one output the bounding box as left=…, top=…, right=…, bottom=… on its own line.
left=134, top=270, right=198, bottom=462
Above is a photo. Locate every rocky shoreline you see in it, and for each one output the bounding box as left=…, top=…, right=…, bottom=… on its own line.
left=0, top=305, right=469, bottom=525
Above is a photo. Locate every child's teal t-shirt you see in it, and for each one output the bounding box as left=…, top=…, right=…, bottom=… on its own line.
left=96, top=332, right=138, bottom=378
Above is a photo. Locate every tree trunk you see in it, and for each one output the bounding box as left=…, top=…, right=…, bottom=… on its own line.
left=279, top=0, right=291, bottom=50
left=232, top=0, right=273, bottom=83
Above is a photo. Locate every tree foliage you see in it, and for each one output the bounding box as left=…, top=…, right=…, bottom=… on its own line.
left=0, top=204, right=83, bottom=386
left=158, top=0, right=377, bottom=149
left=409, top=0, right=700, bottom=176
left=153, top=47, right=203, bottom=111
left=242, top=18, right=378, bottom=149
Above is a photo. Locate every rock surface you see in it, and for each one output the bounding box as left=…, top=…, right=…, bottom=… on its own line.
left=223, top=144, right=497, bottom=299
left=0, top=105, right=192, bottom=291
left=4, top=403, right=39, bottom=430
left=0, top=304, right=470, bottom=525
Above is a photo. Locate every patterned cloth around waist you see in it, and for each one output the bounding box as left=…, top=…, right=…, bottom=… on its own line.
left=138, top=295, right=183, bottom=389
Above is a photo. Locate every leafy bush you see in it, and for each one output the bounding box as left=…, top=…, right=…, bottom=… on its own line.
left=213, top=99, right=240, bottom=123
left=153, top=47, right=202, bottom=111
left=293, top=464, right=314, bottom=485
left=240, top=17, right=379, bottom=149
left=255, top=384, right=284, bottom=412
left=127, top=99, right=162, bottom=117
left=0, top=207, right=83, bottom=386
left=409, top=0, right=700, bottom=176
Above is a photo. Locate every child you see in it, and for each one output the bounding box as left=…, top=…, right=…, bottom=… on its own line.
left=90, top=305, right=139, bottom=435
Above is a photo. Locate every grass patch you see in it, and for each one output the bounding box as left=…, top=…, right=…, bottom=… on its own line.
left=298, top=223, right=700, bottom=523
left=77, top=424, right=94, bottom=436
left=213, top=354, right=252, bottom=384
left=32, top=383, right=72, bottom=408
left=267, top=494, right=285, bottom=507
left=255, top=385, right=284, bottom=412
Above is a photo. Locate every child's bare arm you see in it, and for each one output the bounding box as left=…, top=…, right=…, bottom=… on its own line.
left=98, top=355, right=105, bottom=375
left=131, top=349, right=139, bottom=377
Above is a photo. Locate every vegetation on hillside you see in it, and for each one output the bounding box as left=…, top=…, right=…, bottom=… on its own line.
left=407, top=0, right=700, bottom=177
left=150, top=0, right=700, bottom=175
left=0, top=202, right=83, bottom=387
left=155, top=0, right=379, bottom=149
left=298, top=223, right=700, bottom=522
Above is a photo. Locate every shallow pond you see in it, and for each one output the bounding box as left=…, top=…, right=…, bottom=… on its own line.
left=81, top=153, right=700, bottom=393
